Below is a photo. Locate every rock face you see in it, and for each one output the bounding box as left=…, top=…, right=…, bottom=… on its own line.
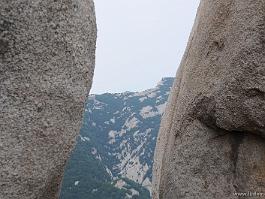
left=0, top=1, right=96, bottom=199
left=152, top=0, right=265, bottom=198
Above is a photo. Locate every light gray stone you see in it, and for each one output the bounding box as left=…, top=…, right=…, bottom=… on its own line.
left=0, top=0, right=96, bottom=198
left=152, top=0, right=265, bottom=198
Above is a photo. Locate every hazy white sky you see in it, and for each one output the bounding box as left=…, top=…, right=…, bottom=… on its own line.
left=91, top=0, right=200, bottom=94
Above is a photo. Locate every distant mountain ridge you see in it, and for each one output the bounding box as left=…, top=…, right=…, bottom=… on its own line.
left=60, top=77, right=174, bottom=199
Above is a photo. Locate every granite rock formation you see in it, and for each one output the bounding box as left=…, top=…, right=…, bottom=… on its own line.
left=0, top=0, right=96, bottom=198
left=153, top=0, right=265, bottom=198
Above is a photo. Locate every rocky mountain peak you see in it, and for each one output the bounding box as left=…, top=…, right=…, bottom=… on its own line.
left=60, top=77, right=174, bottom=199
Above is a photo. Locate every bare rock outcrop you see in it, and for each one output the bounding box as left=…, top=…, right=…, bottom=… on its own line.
left=0, top=0, right=96, bottom=198
left=153, top=0, right=265, bottom=198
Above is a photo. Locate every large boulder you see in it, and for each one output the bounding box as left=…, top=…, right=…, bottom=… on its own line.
left=152, top=0, right=265, bottom=198
left=0, top=0, right=96, bottom=198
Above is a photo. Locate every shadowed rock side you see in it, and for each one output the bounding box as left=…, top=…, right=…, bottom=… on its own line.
left=152, top=0, right=265, bottom=198
left=0, top=0, right=96, bottom=198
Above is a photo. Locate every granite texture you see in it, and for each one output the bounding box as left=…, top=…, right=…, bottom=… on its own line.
left=152, top=0, right=265, bottom=198
left=0, top=0, right=96, bottom=198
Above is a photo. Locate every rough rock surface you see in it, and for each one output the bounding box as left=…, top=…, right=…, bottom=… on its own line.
left=152, top=0, right=265, bottom=198
left=0, top=0, right=96, bottom=198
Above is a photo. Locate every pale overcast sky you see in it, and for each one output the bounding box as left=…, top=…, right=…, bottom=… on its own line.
left=91, top=0, right=200, bottom=94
